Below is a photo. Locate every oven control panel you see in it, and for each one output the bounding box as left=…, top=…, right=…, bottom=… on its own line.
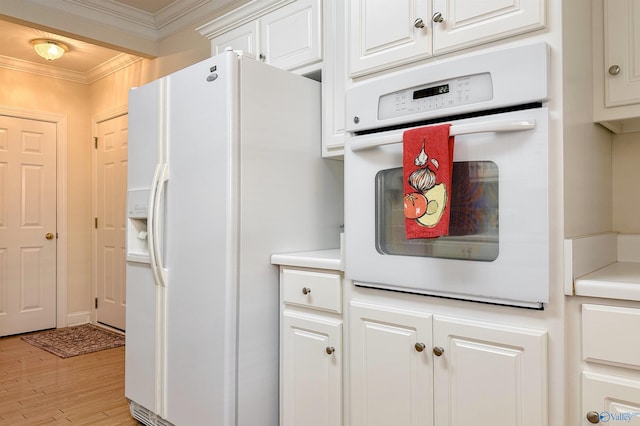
left=378, top=73, right=493, bottom=121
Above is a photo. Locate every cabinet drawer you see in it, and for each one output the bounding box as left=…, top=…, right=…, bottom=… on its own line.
left=583, top=304, right=640, bottom=369
left=282, top=268, right=342, bottom=314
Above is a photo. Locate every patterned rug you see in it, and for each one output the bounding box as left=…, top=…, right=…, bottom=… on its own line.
left=21, top=324, right=125, bottom=358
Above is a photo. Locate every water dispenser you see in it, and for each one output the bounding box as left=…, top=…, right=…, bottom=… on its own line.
left=127, top=189, right=150, bottom=263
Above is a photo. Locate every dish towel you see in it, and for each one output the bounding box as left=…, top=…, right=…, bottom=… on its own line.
left=403, top=124, right=454, bottom=239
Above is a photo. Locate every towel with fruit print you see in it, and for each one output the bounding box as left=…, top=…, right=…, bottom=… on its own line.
left=403, top=124, right=454, bottom=239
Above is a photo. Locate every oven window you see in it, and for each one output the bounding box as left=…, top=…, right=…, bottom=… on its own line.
left=375, top=161, right=499, bottom=261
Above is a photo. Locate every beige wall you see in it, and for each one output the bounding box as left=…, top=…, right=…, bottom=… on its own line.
left=0, top=67, right=91, bottom=315
left=613, top=132, right=640, bottom=233
left=0, top=25, right=211, bottom=323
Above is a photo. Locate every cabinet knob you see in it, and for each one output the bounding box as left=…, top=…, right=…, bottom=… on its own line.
left=414, top=18, right=425, bottom=29
left=433, top=346, right=445, bottom=357
left=586, top=411, right=600, bottom=424
left=432, top=12, right=444, bottom=23
left=259, top=53, right=266, bottom=62
left=325, top=346, right=335, bottom=355
left=414, top=342, right=426, bottom=352
left=302, top=287, right=311, bottom=295
left=608, top=65, right=621, bottom=76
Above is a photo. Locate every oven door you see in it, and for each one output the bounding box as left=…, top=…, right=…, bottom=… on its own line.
left=345, top=108, right=549, bottom=308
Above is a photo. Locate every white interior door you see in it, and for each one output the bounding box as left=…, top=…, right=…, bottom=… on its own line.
left=96, top=114, right=128, bottom=330
left=0, top=115, right=57, bottom=336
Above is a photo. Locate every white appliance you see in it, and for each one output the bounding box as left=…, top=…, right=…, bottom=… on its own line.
left=345, top=42, right=549, bottom=309
left=125, top=50, right=343, bottom=426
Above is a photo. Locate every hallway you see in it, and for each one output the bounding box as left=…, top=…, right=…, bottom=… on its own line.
left=0, top=333, right=138, bottom=425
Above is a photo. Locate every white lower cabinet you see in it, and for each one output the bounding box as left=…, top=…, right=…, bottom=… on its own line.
left=582, top=372, right=640, bottom=424
left=581, top=304, right=640, bottom=424
left=279, top=266, right=343, bottom=426
left=350, top=301, right=548, bottom=426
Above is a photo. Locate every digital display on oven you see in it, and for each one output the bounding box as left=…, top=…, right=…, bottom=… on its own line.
left=413, top=84, right=450, bottom=99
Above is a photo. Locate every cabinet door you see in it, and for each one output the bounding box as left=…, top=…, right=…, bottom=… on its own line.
left=432, top=316, right=547, bottom=426
left=582, top=371, right=640, bottom=425
left=603, top=0, right=640, bottom=107
left=282, top=310, right=342, bottom=426
left=349, top=0, right=432, bottom=77
left=349, top=302, right=433, bottom=426
left=210, top=21, right=260, bottom=57
left=431, top=0, right=545, bottom=55
left=260, top=0, right=322, bottom=71
left=322, top=0, right=347, bottom=158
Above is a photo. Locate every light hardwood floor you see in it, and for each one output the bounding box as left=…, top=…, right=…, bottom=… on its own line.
left=0, top=333, right=139, bottom=425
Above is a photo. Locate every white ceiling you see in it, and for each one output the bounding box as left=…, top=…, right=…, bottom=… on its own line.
left=116, top=0, right=178, bottom=14
left=0, top=0, right=242, bottom=82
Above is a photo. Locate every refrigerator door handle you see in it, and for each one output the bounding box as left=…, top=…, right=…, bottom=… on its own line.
left=147, top=164, right=162, bottom=287
left=152, top=163, right=169, bottom=287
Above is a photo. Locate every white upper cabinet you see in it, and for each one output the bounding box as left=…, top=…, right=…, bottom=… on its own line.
left=349, top=0, right=432, bottom=78
left=210, top=21, right=259, bottom=57
left=432, top=0, right=546, bottom=55
left=349, top=0, right=545, bottom=77
left=260, top=0, right=322, bottom=71
left=593, top=0, right=640, bottom=132
left=200, top=0, right=322, bottom=74
left=602, top=0, right=640, bottom=109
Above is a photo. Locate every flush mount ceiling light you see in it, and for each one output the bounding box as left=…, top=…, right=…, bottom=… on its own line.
left=30, top=39, right=69, bottom=61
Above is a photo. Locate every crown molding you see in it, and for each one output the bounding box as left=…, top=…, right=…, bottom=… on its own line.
left=23, top=0, right=159, bottom=39
left=196, top=0, right=290, bottom=39
left=85, top=53, right=142, bottom=84
left=0, top=54, right=87, bottom=83
left=26, top=0, right=249, bottom=40
left=0, top=53, right=141, bottom=84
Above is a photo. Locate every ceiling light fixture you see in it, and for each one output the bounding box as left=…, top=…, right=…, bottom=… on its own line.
left=30, top=39, right=69, bottom=61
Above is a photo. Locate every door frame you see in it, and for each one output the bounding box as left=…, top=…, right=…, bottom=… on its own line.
left=91, top=104, right=128, bottom=325
left=0, top=104, right=68, bottom=329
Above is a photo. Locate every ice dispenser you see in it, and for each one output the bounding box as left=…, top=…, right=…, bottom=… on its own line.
left=127, top=189, right=150, bottom=263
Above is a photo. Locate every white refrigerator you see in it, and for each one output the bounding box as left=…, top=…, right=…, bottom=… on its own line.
left=125, top=50, right=344, bottom=426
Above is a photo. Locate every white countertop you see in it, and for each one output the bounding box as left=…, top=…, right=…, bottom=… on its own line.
left=565, top=233, right=640, bottom=302
left=271, top=249, right=342, bottom=271
left=575, top=261, right=640, bottom=302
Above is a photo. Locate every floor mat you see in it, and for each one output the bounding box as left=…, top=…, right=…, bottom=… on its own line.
left=21, top=323, right=125, bottom=358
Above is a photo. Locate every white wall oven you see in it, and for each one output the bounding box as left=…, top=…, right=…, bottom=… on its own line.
left=345, top=42, right=550, bottom=309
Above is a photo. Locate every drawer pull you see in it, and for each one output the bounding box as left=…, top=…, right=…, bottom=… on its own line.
left=302, top=287, right=311, bottom=295
left=325, top=346, right=335, bottom=355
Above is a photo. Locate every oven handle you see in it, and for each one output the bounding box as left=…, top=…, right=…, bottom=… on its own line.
left=349, top=118, right=537, bottom=152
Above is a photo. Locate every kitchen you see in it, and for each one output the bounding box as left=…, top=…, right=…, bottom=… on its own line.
left=0, top=0, right=639, bottom=425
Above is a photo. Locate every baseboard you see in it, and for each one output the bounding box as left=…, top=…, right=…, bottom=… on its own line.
left=66, top=311, right=91, bottom=327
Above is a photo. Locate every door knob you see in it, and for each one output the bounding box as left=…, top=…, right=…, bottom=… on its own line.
left=432, top=12, right=444, bottom=23
left=608, top=65, right=621, bottom=75
left=45, top=232, right=55, bottom=240
left=586, top=411, right=600, bottom=423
